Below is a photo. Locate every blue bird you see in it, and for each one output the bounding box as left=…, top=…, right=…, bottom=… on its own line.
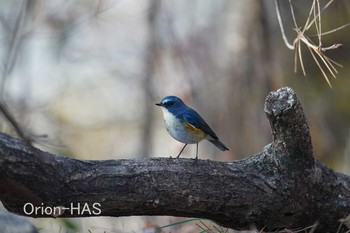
left=155, top=96, right=230, bottom=160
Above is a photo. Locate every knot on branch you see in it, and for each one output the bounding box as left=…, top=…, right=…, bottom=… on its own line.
left=264, top=87, right=313, bottom=158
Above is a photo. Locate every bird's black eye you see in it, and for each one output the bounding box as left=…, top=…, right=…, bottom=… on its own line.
left=167, top=101, right=174, bottom=106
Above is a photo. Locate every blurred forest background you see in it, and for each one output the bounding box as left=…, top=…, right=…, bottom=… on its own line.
left=0, top=0, right=350, bottom=232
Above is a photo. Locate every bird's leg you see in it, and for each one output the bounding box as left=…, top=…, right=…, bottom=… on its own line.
left=176, top=144, right=188, bottom=158
left=194, top=143, right=198, bottom=161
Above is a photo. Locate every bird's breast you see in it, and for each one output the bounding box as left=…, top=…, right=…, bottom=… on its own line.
left=161, top=108, right=207, bottom=144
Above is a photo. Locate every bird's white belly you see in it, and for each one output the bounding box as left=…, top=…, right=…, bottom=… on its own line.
left=161, top=108, right=205, bottom=144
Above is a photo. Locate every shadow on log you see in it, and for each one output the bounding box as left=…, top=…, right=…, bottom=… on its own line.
left=0, top=87, right=350, bottom=232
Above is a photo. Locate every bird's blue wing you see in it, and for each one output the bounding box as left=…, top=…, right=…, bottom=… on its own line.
left=183, top=109, right=218, bottom=139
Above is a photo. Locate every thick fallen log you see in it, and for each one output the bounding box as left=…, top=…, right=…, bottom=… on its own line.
left=0, top=87, right=349, bottom=232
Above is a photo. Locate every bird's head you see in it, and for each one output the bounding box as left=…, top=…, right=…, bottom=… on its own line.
left=155, top=96, right=185, bottom=110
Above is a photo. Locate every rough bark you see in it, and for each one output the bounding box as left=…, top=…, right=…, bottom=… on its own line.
left=0, top=87, right=349, bottom=232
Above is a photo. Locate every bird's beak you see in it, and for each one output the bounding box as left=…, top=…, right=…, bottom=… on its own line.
left=155, top=102, right=162, bottom=106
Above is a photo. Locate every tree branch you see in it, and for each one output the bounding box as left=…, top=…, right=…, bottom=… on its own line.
left=0, top=87, right=349, bottom=232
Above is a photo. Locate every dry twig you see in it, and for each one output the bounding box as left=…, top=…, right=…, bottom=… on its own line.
left=275, top=0, right=349, bottom=88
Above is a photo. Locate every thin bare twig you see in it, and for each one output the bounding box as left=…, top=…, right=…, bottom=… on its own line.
left=307, top=45, right=332, bottom=87
left=305, top=0, right=334, bottom=31
left=275, top=0, right=294, bottom=50
left=288, top=0, right=298, bottom=29
left=313, top=22, right=350, bottom=37
left=0, top=101, right=34, bottom=148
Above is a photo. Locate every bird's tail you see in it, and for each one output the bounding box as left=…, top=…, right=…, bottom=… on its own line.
left=208, top=139, right=230, bottom=151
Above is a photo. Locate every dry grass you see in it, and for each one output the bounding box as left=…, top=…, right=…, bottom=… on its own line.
left=275, top=0, right=350, bottom=88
